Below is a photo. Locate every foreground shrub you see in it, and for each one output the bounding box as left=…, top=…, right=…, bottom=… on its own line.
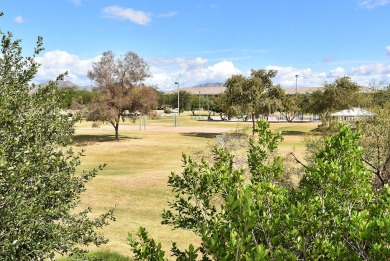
left=0, top=13, right=114, bottom=260
left=130, top=120, right=390, bottom=260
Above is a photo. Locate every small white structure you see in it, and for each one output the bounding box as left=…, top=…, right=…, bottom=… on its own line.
left=331, top=107, right=375, bottom=121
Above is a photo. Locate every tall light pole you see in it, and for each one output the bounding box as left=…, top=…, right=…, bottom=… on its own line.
left=295, top=74, right=299, bottom=122
left=175, top=82, right=180, bottom=127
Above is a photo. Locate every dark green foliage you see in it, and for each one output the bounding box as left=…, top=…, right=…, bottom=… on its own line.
left=130, top=119, right=390, bottom=260
left=207, top=96, right=228, bottom=120
left=306, top=76, right=361, bottom=126
left=163, top=91, right=193, bottom=112
left=371, top=85, right=390, bottom=108
left=224, top=69, right=279, bottom=134
left=57, top=86, right=93, bottom=109
left=0, top=13, right=114, bottom=260
left=129, top=227, right=167, bottom=261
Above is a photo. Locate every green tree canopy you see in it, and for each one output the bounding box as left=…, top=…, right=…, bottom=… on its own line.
left=0, top=13, right=114, bottom=260
left=164, top=90, right=193, bottom=112
left=224, top=69, right=278, bottom=133
left=57, top=86, right=93, bottom=109
left=306, top=76, right=361, bottom=126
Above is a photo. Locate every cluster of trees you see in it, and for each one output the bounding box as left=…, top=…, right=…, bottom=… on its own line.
left=0, top=12, right=114, bottom=260
left=190, top=70, right=389, bottom=133
left=158, top=69, right=384, bottom=132
left=218, top=70, right=378, bottom=126
left=158, top=90, right=215, bottom=116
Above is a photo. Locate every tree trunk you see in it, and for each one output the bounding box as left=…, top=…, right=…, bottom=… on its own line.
left=114, top=123, right=119, bottom=140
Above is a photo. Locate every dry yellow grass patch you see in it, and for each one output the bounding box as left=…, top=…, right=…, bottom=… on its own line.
left=72, top=118, right=318, bottom=258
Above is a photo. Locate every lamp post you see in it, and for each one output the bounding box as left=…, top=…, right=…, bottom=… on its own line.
left=295, top=74, right=299, bottom=122
left=175, top=82, right=180, bottom=127
left=198, top=91, right=201, bottom=120
left=295, top=74, right=298, bottom=99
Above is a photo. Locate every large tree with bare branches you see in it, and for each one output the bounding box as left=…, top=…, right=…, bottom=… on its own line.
left=87, top=50, right=153, bottom=139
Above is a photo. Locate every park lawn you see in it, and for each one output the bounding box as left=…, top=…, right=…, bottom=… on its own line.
left=70, top=118, right=319, bottom=258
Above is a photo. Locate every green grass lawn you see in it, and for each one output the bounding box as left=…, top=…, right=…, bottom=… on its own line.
left=67, top=115, right=319, bottom=259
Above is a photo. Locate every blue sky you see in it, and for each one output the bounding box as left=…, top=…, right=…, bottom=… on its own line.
left=1, top=0, right=390, bottom=91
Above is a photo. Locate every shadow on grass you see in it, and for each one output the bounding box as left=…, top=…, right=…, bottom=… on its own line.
left=281, top=130, right=306, bottom=136
left=58, top=250, right=131, bottom=261
left=180, top=132, right=220, bottom=139
left=72, top=134, right=140, bottom=146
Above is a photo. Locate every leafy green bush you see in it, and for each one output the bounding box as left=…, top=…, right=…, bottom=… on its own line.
left=130, top=120, right=390, bottom=260
left=0, top=12, right=114, bottom=260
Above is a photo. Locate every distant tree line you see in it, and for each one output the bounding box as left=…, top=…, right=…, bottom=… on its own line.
left=157, top=71, right=390, bottom=128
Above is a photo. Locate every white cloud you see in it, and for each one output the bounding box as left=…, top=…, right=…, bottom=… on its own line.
left=34, top=50, right=97, bottom=86
left=329, top=67, right=345, bottom=78
left=14, top=16, right=24, bottom=24
left=359, top=0, right=390, bottom=9
left=350, top=63, right=390, bottom=75
left=102, top=6, right=151, bottom=25
left=265, top=66, right=314, bottom=87
left=264, top=65, right=348, bottom=87
left=349, top=64, right=390, bottom=86
left=387, top=46, right=390, bottom=56
left=32, top=50, right=390, bottom=91
left=208, top=61, right=241, bottom=79
left=146, top=57, right=241, bottom=90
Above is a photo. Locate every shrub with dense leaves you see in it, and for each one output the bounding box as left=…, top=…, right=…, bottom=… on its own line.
left=130, top=119, right=390, bottom=260
left=0, top=13, right=114, bottom=260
